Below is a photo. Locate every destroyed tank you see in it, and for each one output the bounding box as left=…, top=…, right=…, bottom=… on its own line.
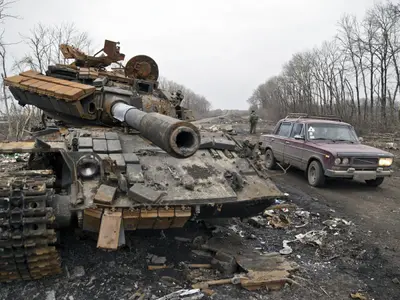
left=1, top=40, right=285, bottom=282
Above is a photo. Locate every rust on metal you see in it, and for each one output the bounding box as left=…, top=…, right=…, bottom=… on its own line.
left=122, top=209, right=140, bottom=230
left=142, top=96, right=172, bottom=115
left=60, top=44, right=87, bottom=60
left=97, top=209, right=122, bottom=250
left=125, top=55, right=159, bottom=80
left=0, top=141, right=65, bottom=153
left=98, top=69, right=134, bottom=84
left=148, top=265, right=172, bottom=270
left=83, top=208, right=103, bottom=232
left=4, top=70, right=95, bottom=101
left=60, top=40, right=125, bottom=69
left=0, top=141, right=36, bottom=150
left=7, top=169, right=53, bottom=176
left=137, top=209, right=158, bottom=229
left=103, top=40, right=125, bottom=61
left=153, top=207, right=175, bottom=229
left=0, top=174, right=61, bottom=282
left=86, top=207, right=193, bottom=232
left=170, top=207, right=192, bottom=228
left=94, top=184, right=117, bottom=205
left=79, top=68, right=99, bottom=80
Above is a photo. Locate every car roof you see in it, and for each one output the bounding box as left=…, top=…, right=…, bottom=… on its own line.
left=280, top=118, right=351, bottom=126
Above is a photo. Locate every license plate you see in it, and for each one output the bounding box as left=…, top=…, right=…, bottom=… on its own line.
left=354, top=173, right=376, bottom=181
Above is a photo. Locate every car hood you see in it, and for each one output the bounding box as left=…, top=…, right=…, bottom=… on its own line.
left=312, top=142, right=394, bottom=157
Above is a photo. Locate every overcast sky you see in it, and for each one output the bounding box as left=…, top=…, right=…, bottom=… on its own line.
left=4, top=0, right=377, bottom=110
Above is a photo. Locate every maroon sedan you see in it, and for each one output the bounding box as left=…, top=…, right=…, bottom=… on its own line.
left=259, top=115, right=395, bottom=187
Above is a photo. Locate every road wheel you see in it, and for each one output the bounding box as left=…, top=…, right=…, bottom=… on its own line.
left=365, top=177, right=384, bottom=187
left=307, top=160, right=325, bottom=187
left=265, top=149, right=277, bottom=170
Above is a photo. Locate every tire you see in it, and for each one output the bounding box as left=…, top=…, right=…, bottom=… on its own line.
left=307, top=160, right=325, bottom=187
left=365, top=177, right=384, bottom=187
left=265, top=149, right=277, bottom=170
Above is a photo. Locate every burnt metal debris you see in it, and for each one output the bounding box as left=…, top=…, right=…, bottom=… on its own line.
left=1, top=40, right=285, bottom=282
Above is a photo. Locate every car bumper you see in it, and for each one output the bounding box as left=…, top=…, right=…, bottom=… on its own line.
left=325, top=167, right=393, bottom=179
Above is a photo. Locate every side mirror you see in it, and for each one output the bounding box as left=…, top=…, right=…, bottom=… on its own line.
left=294, top=134, right=305, bottom=140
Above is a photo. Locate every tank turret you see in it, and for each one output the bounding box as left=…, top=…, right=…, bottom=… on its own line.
left=5, top=69, right=200, bottom=158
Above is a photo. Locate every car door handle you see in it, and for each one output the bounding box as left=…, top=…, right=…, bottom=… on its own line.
left=271, top=138, right=275, bottom=141
left=285, top=141, right=290, bottom=144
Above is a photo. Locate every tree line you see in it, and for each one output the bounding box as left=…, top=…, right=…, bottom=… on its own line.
left=0, top=2, right=211, bottom=139
left=248, top=1, right=400, bottom=133
left=158, top=77, right=211, bottom=117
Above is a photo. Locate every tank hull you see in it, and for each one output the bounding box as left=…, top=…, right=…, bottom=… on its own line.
left=0, top=125, right=285, bottom=262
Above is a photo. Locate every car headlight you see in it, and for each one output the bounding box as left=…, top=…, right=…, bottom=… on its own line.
left=77, top=154, right=100, bottom=178
left=379, top=157, right=393, bottom=166
left=342, top=158, right=349, bottom=165
left=334, top=158, right=341, bottom=165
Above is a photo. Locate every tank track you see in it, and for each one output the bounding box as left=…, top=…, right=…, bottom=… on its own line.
left=0, top=171, right=62, bottom=282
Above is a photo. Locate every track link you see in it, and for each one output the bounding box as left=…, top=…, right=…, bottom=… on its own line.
left=0, top=171, right=61, bottom=282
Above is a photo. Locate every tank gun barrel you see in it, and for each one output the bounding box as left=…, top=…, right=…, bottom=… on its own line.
left=111, top=102, right=200, bottom=158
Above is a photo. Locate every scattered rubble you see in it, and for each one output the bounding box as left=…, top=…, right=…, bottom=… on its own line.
left=350, top=292, right=368, bottom=300
left=295, top=230, right=327, bottom=246
left=148, top=254, right=167, bottom=265
left=385, top=142, right=398, bottom=150
left=323, top=217, right=353, bottom=229
left=45, top=291, right=56, bottom=300
left=280, top=240, right=293, bottom=255
left=71, top=266, right=86, bottom=278
left=157, top=289, right=204, bottom=300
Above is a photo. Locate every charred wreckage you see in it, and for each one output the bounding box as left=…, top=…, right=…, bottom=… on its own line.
left=1, top=40, right=284, bottom=282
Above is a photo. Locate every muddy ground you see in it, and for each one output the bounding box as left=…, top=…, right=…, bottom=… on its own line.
left=1, top=114, right=400, bottom=300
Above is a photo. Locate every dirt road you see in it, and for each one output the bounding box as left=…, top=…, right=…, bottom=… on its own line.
left=274, top=168, right=400, bottom=251
left=272, top=167, right=400, bottom=299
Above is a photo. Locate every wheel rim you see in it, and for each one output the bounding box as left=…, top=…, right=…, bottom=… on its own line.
left=309, top=166, right=317, bottom=184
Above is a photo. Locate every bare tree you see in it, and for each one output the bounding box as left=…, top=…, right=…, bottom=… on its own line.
left=158, top=77, right=211, bottom=117
left=248, top=0, right=400, bottom=133
left=0, top=0, right=19, bottom=138
left=0, top=0, right=17, bottom=22
left=0, top=35, right=12, bottom=137
left=15, top=22, right=92, bottom=73
left=338, top=14, right=364, bottom=120
left=1, top=22, right=92, bottom=139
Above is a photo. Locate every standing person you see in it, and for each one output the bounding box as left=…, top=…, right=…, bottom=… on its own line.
left=249, top=110, right=259, bottom=134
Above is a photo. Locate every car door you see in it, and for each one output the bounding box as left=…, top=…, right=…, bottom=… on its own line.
left=273, top=121, right=292, bottom=162
left=284, top=123, right=305, bottom=168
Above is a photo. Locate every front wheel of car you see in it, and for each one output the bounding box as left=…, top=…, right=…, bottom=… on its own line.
left=307, top=160, right=325, bottom=187
left=265, top=149, right=277, bottom=170
left=365, top=177, right=384, bottom=187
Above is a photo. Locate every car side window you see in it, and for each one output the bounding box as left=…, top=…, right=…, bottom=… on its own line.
left=276, top=122, right=292, bottom=137
left=290, top=123, right=304, bottom=137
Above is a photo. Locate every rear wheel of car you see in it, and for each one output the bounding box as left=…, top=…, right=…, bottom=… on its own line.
left=307, top=160, right=325, bottom=187
left=365, top=177, right=384, bottom=187
left=265, top=149, right=277, bottom=170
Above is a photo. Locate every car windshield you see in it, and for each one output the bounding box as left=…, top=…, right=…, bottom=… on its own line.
left=306, top=123, right=358, bottom=142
